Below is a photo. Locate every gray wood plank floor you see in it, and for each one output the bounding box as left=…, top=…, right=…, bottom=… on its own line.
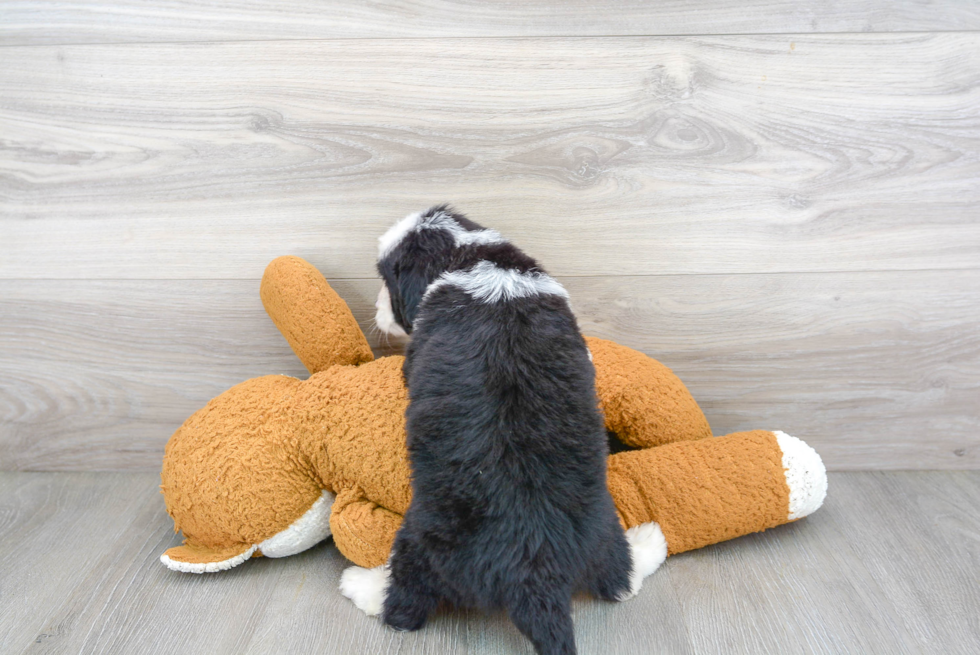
left=1, top=471, right=977, bottom=654
left=2, top=29, right=978, bottom=472
left=2, top=4, right=977, bottom=654
left=3, top=272, right=978, bottom=472
left=3, top=35, right=978, bottom=280
left=4, top=1, right=980, bottom=45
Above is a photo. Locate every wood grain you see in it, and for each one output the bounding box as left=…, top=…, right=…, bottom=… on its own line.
left=669, top=471, right=980, bottom=654
left=2, top=270, right=976, bottom=472
left=1, top=471, right=978, bottom=653
left=3, top=1, right=980, bottom=46
left=0, top=278, right=307, bottom=471
left=0, top=472, right=165, bottom=652
left=824, top=472, right=980, bottom=651
left=2, top=34, right=978, bottom=279
left=570, top=271, right=980, bottom=471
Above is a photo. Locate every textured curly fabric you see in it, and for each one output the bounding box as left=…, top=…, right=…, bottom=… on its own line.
left=260, top=256, right=373, bottom=373
left=160, top=257, right=824, bottom=571
left=587, top=336, right=712, bottom=448
left=607, top=430, right=790, bottom=555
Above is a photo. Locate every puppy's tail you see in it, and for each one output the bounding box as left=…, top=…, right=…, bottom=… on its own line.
left=507, top=583, right=576, bottom=655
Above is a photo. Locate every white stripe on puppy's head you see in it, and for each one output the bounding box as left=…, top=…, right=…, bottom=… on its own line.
left=375, top=206, right=565, bottom=336
left=377, top=210, right=425, bottom=261
left=377, top=207, right=504, bottom=260
left=376, top=206, right=509, bottom=337
left=425, top=261, right=568, bottom=304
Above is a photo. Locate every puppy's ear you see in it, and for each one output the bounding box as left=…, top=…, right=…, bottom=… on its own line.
left=380, top=225, right=458, bottom=334
left=391, top=265, right=430, bottom=334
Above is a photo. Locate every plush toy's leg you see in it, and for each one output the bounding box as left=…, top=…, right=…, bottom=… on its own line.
left=160, top=489, right=335, bottom=573
left=330, top=433, right=824, bottom=579
left=585, top=337, right=712, bottom=449
left=607, top=430, right=827, bottom=556
left=160, top=374, right=334, bottom=574
left=255, top=489, right=335, bottom=558
left=260, top=256, right=374, bottom=374
left=334, top=487, right=415, bottom=620
left=329, top=485, right=402, bottom=569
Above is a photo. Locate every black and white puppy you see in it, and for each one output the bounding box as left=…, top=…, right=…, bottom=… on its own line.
left=341, top=206, right=665, bottom=655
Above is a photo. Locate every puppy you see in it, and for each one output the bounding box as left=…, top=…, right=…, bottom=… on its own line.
left=342, top=206, right=664, bottom=655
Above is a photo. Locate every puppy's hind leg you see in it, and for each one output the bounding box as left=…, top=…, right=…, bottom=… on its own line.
left=507, top=580, right=576, bottom=655
left=382, top=531, right=442, bottom=632
left=583, top=516, right=633, bottom=602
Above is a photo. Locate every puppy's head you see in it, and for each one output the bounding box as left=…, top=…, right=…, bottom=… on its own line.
left=375, top=205, right=502, bottom=336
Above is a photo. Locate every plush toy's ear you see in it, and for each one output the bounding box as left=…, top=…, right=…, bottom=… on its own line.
left=261, top=256, right=374, bottom=374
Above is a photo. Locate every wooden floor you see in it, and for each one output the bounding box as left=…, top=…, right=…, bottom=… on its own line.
left=2, top=3, right=978, bottom=654
left=1, top=470, right=977, bottom=654
left=2, top=2, right=979, bottom=473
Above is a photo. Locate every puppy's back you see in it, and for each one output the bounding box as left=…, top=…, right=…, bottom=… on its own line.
left=375, top=208, right=634, bottom=655
left=403, top=258, right=612, bottom=604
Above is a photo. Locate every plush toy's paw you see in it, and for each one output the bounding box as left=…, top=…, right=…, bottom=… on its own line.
left=618, top=522, right=668, bottom=601
left=160, top=542, right=257, bottom=574
left=340, top=565, right=390, bottom=616
left=774, top=431, right=828, bottom=520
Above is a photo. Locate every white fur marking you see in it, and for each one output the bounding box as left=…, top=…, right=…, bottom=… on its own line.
left=340, top=565, right=390, bottom=616
left=450, top=226, right=504, bottom=249
left=618, top=522, right=668, bottom=600
left=377, top=208, right=505, bottom=259
left=258, top=489, right=335, bottom=558
left=375, top=284, right=408, bottom=338
left=774, top=431, right=828, bottom=520
left=377, top=211, right=423, bottom=259
left=425, top=261, right=569, bottom=304
left=160, top=544, right=258, bottom=574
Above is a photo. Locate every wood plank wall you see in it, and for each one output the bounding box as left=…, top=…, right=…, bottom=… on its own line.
left=1, top=3, right=978, bottom=471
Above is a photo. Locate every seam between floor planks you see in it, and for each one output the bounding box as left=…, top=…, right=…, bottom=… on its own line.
left=3, top=0, right=980, bottom=45
left=4, top=263, right=980, bottom=282
left=2, top=270, right=978, bottom=471
left=3, top=29, right=980, bottom=49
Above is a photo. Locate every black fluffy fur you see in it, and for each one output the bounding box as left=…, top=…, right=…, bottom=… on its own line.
left=376, top=206, right=633, bottom=655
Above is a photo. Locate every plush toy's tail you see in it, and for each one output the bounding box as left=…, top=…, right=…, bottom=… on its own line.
left=608, top=430, right=827, bottom=556
left=261, top=256, right=374, bottom=374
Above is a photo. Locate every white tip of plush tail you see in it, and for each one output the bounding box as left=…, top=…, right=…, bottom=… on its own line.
left=774, top=431, right=828, bottom=520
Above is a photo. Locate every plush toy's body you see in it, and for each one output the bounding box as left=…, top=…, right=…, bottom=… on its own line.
left=160, top=256, right=826, bottom=574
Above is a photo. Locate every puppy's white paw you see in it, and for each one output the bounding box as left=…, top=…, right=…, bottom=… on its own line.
left=339, top=565, right=390, bottom=616
left=618, top=521, right=668, bottom=601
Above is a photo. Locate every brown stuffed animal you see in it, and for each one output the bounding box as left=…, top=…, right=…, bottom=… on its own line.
left=160, top=256, right=826, bottom=581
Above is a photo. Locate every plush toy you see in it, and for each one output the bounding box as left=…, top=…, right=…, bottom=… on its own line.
left=160, top=256, right=827, bottom=580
